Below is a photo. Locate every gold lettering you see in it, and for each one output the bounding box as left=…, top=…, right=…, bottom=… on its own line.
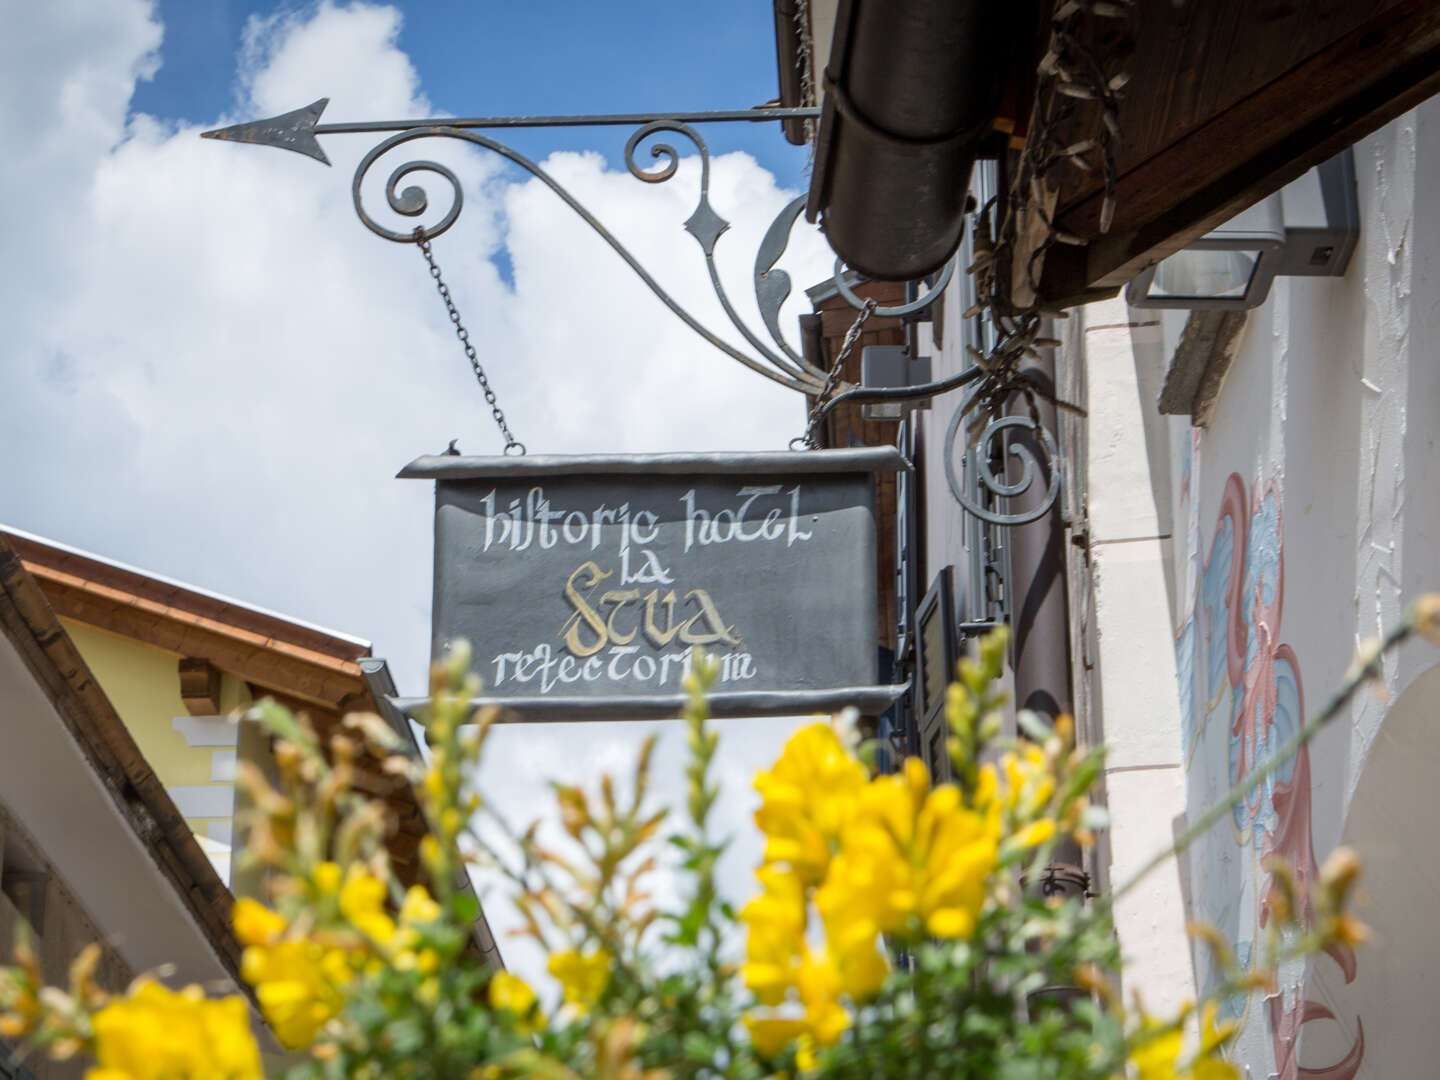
left=562, top=571, right=742, bottom=657
left=560, top=562, right=612, bottom=657
left=679, top=589, right=740, bottom=647
left=642, top=589, right=682, bottom=648
left=601, top=589, right=641, bottom=645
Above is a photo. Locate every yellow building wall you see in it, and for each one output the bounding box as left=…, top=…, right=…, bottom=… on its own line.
left=58, top=619, right=251, bottom=884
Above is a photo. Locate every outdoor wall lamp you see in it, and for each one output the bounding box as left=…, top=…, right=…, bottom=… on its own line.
left=1126, top=147, right=1358, bottom=311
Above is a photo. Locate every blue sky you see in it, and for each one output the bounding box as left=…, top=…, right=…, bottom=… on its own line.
left=131, top=0, right=808, bottom=186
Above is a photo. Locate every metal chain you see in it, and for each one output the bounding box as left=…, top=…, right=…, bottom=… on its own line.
left=792, top=297, right=878, bottom=450
left=414, top=228, right=525, bottom=455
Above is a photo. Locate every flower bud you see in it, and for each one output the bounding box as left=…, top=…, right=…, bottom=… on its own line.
left=1319, top=845, right=1362, bottom=906
left=1411, top=593, right=1440, bottom=645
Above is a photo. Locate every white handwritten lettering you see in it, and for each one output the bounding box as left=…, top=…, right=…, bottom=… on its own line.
left=491, top=643, right=756, bottom=695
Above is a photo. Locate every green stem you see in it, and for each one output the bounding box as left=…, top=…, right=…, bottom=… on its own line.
left=471, top=804, right=649, bottom=998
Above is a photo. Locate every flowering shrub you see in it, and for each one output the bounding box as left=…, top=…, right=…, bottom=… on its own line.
left=0, top=612, right=1405, bottom=1080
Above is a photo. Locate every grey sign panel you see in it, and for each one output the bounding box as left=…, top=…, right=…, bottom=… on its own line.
left=399, top=448, right=908, bottom=721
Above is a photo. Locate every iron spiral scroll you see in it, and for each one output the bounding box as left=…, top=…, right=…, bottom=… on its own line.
left=203, top=99, right=1063, bottom=529
left=349, top=122, right=830, bottom=395
left=943, top=394, right=1061, bottom=527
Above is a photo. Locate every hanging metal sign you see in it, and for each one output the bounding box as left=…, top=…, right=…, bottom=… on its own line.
left=397, top=448, right=906, bottom=721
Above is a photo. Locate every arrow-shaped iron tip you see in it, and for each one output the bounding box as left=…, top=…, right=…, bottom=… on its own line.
left=200, top=98, right=332, bottom=165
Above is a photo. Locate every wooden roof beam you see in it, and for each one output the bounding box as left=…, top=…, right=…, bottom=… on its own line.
left=1041, top=0, right=1440, bottom=302
left=23, top=562, right=366, bottom=710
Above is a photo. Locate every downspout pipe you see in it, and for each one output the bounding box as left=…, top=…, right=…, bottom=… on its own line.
left=807, top=0, right=1021, bottom=281
left=1005, top=343, right=1086, bottom=904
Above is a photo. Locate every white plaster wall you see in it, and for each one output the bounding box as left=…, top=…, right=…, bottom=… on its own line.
left=1077, top=298, right=1194, bottom=1018
left=1119, top=99, right=1440, bottom=1080
left=922, top=102, right=1440, bottom=1071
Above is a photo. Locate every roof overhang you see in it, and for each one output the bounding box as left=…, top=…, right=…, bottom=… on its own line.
left=1, top=527, right=373, bottom=712
left=786, top=0, right=1440, bottom=297
left=0, top=539, right=253, bottom=1010
left=0, top=530, right=504, bottom=969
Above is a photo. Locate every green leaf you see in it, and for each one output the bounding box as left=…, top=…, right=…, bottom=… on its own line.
left=452, top=891, right=480, bottom=924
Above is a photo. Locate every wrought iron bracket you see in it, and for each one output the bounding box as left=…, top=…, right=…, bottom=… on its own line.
left=201, top=97, right=953, bottom=400
left=203, top=98, right=1063, bottom=529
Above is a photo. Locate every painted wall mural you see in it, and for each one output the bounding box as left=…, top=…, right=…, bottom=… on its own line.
left=1175, top=445, right=1363, bottom=1080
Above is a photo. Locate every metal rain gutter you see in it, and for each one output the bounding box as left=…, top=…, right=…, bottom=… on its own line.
left=806, top=0, right=1021, bottom=281
left=773, top=0, right=811, bottom=145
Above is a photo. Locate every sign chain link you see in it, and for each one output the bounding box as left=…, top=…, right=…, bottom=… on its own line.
left=793, top=297, right=878, bottom=450
left=414, top=228, right=525, bottom=456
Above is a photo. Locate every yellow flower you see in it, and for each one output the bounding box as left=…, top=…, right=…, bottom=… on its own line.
left=753, top=724, right=866, bottom=885
left=743, top=950, right=853, bottom=1065
left=378, top=883, right=445, bottom=972
left=1121, top=1002, right=1239, bottom=1080
left=488, top=972, right=543, bottom=1034
left=232, top=891, right=353, bottom=1049
left=816, top=758, right=999, bottom=945
left=744, top=1014, right=808, bottom=1058
left=547, top=948, right=611, bottom=1012
left=740, top=864, right=808, bottom=1005
left=796, top=1035, right=819, bottom=1072
left=1197, top=1001, right=1235, bottom=1056
left=424, top=762, right=447, bottom=806
left=793, top=954, right=850, bottom=1046
left=1191, top=1063, right=1239, bottom=1080
left=339, top=866, right=396, bottom=944
left=999, top=745, right=1055, bottom=818
left=1128, top=1025, right=1184, bottom=1080
left=399, top=884, right=443, bottom=926
left=0, top=967, right=40, bottom=1039
left=1012, top=818, right=1057, bottom=850
left=231, top=898, right=285, bottom=948
left=240, top=940, right=351, bottom=1050
left=312, top=861, right=343, bottom=897
left=86, top=980, right=261, bottom=1080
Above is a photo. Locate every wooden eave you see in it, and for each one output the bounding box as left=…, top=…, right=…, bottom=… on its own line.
left=1, top=529, right=503, bottom=965
left=0, top=537, right=243, bottom=980
left=1037, top=0, right=1440, bottom=303
left=2, top=530, right=372, bottom=712
left=780, top=0, right=1440, bottom=302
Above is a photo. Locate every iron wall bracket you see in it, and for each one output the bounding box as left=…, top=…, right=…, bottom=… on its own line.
left=202, top=98, right=949, bottom=399
left=202, top=99, right=1060, bottom=529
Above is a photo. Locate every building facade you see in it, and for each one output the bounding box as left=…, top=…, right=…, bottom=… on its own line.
left=1064, top=102, right=1440, bottom=1079
left=775, top=3, right=1440, bottom=1077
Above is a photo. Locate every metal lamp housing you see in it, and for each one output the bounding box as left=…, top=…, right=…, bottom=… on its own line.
left=1127, top=148, right=1358, bottom=311
left=1127, top=195, right=1285, bottom=310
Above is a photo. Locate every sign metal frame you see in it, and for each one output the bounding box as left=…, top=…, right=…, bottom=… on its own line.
left=396, top=447, right=908, bottom=723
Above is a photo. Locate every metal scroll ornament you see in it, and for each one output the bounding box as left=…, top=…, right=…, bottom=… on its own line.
left=202, top=98, right=970, bottom=409
left=943, top=393, right=1060, bottom=527
left=343, top=114, right=829, bottom=395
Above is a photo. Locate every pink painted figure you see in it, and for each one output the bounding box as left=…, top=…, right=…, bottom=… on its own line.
left=1175, top=471, right=1361, bottom=1080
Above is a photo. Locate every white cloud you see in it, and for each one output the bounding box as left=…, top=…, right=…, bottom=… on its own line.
left=1, top=1, right=833, bottom=990
left=238, top=2, right=430, bottom=120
